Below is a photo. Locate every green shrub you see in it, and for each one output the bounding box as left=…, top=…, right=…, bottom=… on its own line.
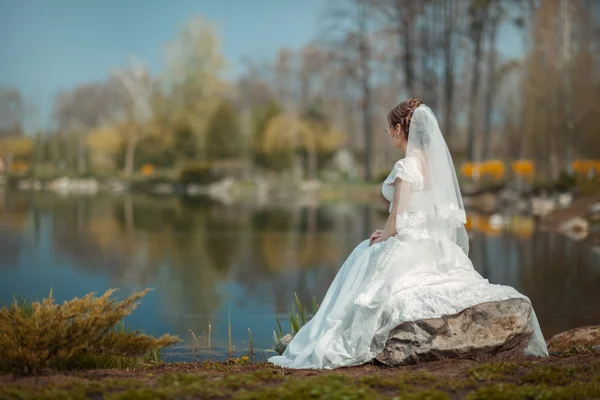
left=0, top=289, right=180, bottom=375
left=554, top=170, right=576, bottom=192
left=178, top=163, right=217, bottom=185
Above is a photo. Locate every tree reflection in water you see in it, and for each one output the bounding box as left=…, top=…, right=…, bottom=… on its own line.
left=0, top=191, right=598, bottom=357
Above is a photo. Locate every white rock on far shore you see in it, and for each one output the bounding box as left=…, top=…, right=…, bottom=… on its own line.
left=558, top=217, right=589, bottom=241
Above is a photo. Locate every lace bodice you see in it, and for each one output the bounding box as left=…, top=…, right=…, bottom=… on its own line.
left=382, top=156, right=426, bottom=213
left=382, top=156, right=466, bottom=239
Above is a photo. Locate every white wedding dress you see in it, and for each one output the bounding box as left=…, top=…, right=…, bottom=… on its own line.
left=268, top=105, right=548, bottom=370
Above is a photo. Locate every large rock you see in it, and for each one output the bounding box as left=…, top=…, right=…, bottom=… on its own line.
left=376, top=298, right=533, bottom=367
left=547, top=326, right=600, bottom=354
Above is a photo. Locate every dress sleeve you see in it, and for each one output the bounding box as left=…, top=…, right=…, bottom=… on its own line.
left=384, top=156, right=424, bottom=189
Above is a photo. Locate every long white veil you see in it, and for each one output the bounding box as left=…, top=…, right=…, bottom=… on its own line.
left=396, top=104, right=469, bottom=255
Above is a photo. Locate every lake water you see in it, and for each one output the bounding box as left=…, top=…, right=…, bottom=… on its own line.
left=1, top=189, right=599, bottom=362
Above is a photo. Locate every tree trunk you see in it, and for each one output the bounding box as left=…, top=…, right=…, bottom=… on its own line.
left=400, top=0, right=415, bottom=95
left=307, top=147, right=318, bottom=180
left=561, top=0, right=573, bottom=172
left=482, top=8, right=500, bottom=161
left=77, top=131, right=86, bottom=175
left=358, top=3, right=373, bottom=181
left=124, top=137, right=137, bottom=177
left=442, top=0, right=456, bottom=145
left=467, top=5, right=488, bottom=162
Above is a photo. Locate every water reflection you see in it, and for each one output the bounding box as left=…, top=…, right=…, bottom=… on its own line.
left=0, top=190, right=598, bottom=359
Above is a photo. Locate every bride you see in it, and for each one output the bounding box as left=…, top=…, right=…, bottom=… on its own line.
left=268, top=99, right=549, bottom=370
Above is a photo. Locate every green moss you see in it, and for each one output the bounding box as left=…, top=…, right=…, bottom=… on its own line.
left=466, top=381, right=600, bottom=400
left=536, top=382, right=600, bottom=400
left=465, top=383, right=537, bottom=400
left=572, top=360, right=600, bottom=375
left=433, top=377, right=478, bottom=391
left=234, top=374, right=380, bottom=400
left=552, top=344, right=596, bottom=356
left=395, top=389, right=450, bottom=400
left=104, top=388, right=169, bottom=400
left=0, top=387, right=88, bottom=400
left=520, top=366, right=573, bottom=385
left=3, top=358, right=600, bottom=400
left=468, top=362, right=519, bottom=381
left=358, top=373, right=417, bottom=390
left=404, top=371, right=439, bottom=386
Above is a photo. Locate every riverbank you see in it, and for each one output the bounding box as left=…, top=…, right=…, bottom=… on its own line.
left=1, top=352, right=599, bottom=399
left=541, top=194, right=600, bottom=230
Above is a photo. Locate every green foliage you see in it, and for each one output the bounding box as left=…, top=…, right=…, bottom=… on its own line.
left=178, top=162, right=217, bottom=185
left=274, top=292, right=319, bottom=341
left=206, top=101, right=242, bottom=160
left=162, top=16, right=227, bottom=160
left=294, top=293, right=306, bottom=327
left=252, top=101, right=289, bottom=170
left=118, top=136, right=175, bottom=169
left=170, top=121, right=199, bottom=161
left=554, top=170, right=577, bottom=193
left=0, top=289, right=180, bottom=375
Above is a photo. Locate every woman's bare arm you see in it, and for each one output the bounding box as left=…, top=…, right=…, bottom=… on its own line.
left=377, top=177, right=411, bottom=243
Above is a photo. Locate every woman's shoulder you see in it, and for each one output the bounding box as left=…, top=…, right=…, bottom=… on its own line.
left=384, top=156, right=424, bottom=187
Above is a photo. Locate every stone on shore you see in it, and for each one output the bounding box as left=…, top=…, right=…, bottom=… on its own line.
left=547, top=326, right=600, bottom=354
left=275, top=333, right=294, bottom=356
left=376, top=298, right=533, bottom=367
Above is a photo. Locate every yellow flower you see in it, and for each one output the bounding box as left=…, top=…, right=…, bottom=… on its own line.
left=572, top=159, right=599, bottom=175
left=141, top=163, right=155, bottom=176
left=481, top=160, right=505, bottom=181
left=9, top=160, right=31, bottom=173
left=512, top=160, right=535, bottom=179
left=461, top=162, right=481, bottom=178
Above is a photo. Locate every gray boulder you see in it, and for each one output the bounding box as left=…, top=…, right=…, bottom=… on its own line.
left=275, top=333, right=294, bottom=355
left=376, top=298, right=533, bottom=366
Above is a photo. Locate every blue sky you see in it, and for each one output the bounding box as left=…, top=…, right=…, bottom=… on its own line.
left=0, top=0, right=523, bottom=128
left=0, top=0, right=326, bottom=125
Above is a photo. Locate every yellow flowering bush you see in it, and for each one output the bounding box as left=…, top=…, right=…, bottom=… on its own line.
left=462, top=161, right=505, bottom=182
left=481, top=160, right=505, bottom=182
left=461, top=162, right=481, bottom=179
left=512, top=160, right=535, bottom=180
left=572, top=159, right=600, bottom=175
left=141, top=163, right=156, bottom=176
left=9, top=160, right=31, bottom=173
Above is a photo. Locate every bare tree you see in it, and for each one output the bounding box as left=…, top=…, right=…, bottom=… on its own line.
left=323, top=0, right=377, bottom=180
left=54, top=81, right=121, bottom=174
left=481, top=0, right=502, bottom=160
left=466, top=0, right=491, bottom=162
left=441, top=0, right=461, bottom=145
left=112, top=57, right=154, bottom=176
left=0, top=87, right=23, bottom=138
left=370, top=0, right=419, bottom=96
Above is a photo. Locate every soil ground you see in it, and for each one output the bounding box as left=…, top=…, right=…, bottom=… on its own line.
left=1, top=351, right=599, bottom=399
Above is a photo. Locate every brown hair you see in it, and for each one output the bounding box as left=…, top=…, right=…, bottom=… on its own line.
left=387, top=98, right=424, bottom=138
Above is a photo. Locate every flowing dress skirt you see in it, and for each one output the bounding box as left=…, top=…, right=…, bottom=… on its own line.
left=268, top=235, right=548, bottom=369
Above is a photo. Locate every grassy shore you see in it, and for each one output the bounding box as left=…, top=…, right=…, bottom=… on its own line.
left=1, top=352, right=599, bottom=399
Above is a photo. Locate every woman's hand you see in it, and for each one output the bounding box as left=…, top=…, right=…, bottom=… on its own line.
left=369, top=229, right=384, bottom=246
left=371, top=236, right=384, bottom=246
